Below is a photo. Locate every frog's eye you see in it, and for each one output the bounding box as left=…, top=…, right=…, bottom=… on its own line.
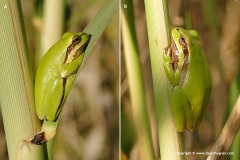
left=179, top=36, right=187, bottom=47
left=181, top=37, right=185, bottom=42
left=72, top=36, right=81, bottom=45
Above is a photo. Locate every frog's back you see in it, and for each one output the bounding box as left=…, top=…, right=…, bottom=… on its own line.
left=183, top=43, right=211, bottom=124
left=34, top=41, right=67, bottom=117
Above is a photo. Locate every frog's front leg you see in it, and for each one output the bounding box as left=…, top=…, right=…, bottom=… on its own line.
left=61, top=53, right=84, bottom=78
left=163, top=47, right=181, bottom=86
left=163, top=47, right=175, bottom=81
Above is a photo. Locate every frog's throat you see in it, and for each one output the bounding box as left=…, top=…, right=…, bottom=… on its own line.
left=170, top=39, right=179, bottom=72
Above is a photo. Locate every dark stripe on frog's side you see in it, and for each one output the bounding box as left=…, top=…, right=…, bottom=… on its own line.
left=64, top=43, right=75, bottom=64
left=53, top=78, right=67, bottom=122
left=73, top=35, right=90, bottom=60
left=175, top=31, right=189, bottom=86
left=179, top=48, right=189, bottom=86
left=63, top=33, right=84, bottom=64
left=73, top=45, right=85, bottom=60
left=53, top=69, right=80, bottom=122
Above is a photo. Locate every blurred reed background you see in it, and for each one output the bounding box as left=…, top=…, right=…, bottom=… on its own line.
left=121, top=0, right=240, bottom=160
left=0, top=0, right=119, bottom=159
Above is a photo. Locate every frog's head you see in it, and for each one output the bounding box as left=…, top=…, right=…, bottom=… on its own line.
left=62, top=32, right=91, bottom=65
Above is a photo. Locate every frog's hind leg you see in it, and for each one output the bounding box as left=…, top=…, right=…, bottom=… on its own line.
left=171, top=87, right=194, bottom=132
left=179, top=89, right=194, bottom=131
left=170, top=87, right=186, bottom=132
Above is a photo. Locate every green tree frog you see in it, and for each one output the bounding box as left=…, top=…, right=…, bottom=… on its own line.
left=31, top=32, right=90, bottom=144
left=163, top=27, right=211, bottom=132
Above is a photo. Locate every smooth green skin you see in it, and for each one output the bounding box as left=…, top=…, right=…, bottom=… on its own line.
left=163, top=27, right=211, bottom=132
left=35, top=32, right=90, bottom=122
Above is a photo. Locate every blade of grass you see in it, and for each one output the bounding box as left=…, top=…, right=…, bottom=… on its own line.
left=0, top=0, right=45, bottom=159
left=81, top=0, right=118, bottom=70
left=143, top=0, right=183, bottom=159
left=226, top=70, right=240, bottom=160
left=121, top=0, right=155, bottom=159
left=207, top=96, right=240, bottom=160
